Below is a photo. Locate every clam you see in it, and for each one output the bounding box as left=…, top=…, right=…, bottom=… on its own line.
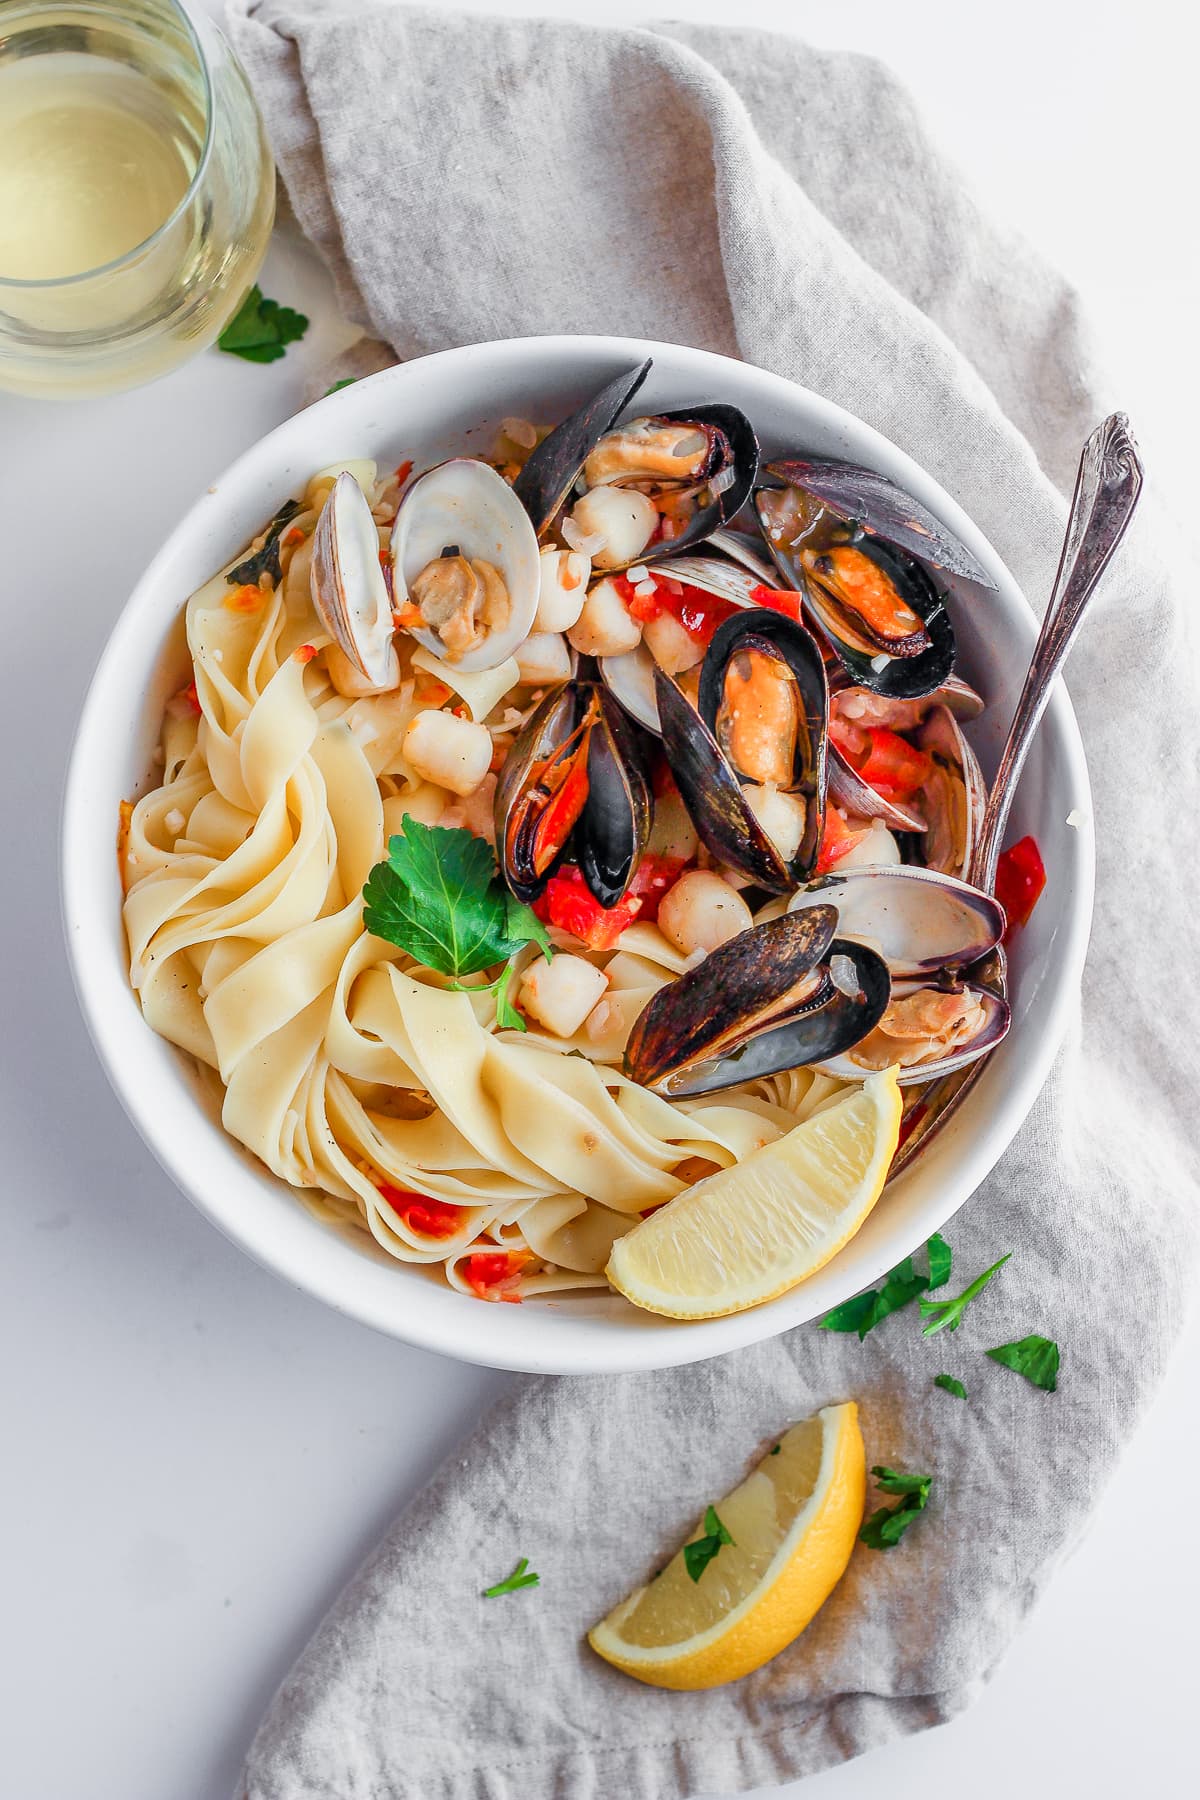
left=514, top=359, right=759, bottom=569
left=755, top=457, right=975, bottom=698
left=786, top=865, right=1009, bottom=1081
left=832, top=676, right=986, bottom=730
left=311, top=472, right=399, bottom=690
left=495, top=677, right=651, bottom=907
left=624, top=907, right=890, bottom=1097
left=391, top=459, right=541, bottom=672
left=910, top=704, right=987, bottom=879
left=657, top=609, right=829, bottom=891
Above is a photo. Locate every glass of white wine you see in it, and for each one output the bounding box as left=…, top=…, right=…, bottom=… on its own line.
left=0, top=0, right=275, bottom=397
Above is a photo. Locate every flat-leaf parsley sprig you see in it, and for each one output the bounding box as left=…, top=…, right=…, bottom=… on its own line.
left=820, top=1231, right=952, bottom=1339
left=483, top=1557, right=540, bottom=1599
left=918, top=1252, right=1011, bottom=1338
left=986, top=1334, right=1060, bottom=1391
left=858, top=1467, right=933, bottom=1551
left=217, top=284, right=309, bottom=363
left=362, top=820, right=551, bottom=1029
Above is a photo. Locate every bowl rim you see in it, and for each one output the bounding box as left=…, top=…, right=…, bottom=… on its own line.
left=60, top=333, right=1094, bottom=1374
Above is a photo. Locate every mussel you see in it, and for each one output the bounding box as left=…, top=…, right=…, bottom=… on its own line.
left=755, top=457, right=982, bottom=699
left=786, top=866, right=1009, bottom=1081
left=656, top=608, right=828, bottom=891
left=391, top=459, right=541, bottom=672
left=514, top=359, right=759, bottom=570
left=624, top=906, right=890, bottom=1097
left=311, top=472, right=399, bottom=690
left=495, top=676, right=651, bottom=907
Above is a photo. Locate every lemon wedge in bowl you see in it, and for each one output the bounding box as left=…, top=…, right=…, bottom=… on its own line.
left=589, top=1403, right=865, bottom=1688
left=607, top=1068, right=902, bottom=1319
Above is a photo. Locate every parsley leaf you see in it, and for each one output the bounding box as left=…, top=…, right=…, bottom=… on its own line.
left=482, top=1556, right=540, bottom=1598
left=363, top=821, right=547, bottom=977
left=858, top=1465, right=932, bottom=1551
left=986, top=1335, right=1060, bottom=1392
left=934, top=1373, right=968, bottom=1400
left=683, top=1504, right=735, bottom=1583
left=324, top=377, right=357, bottom=395
left=218, top=284, right=309, bottom=363
left=918, top=1252, right=1011, bottom=1337
left=819, top=1233, right=952, bottom=1339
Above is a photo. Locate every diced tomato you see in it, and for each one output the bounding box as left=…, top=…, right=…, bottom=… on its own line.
left=816, top=805, right=870, bottom=873
left=995, top=835, right=1046, bottom=941
left=393, top=458, right=414, bottom=486
left=378, top=1183, right=463, bottom=1240
left=283, top=525, right=305, bottom=546
left=462, top=1250, right=528, bottom=1303
left=628, top=854, right=689, bottom=923
left=294, top=643, right=318, bottom=664
left=749, top=584, right=804, bottom=622
left=223, top=583, right=263, bottom=613
left=534, top=864, right=643, bottom=950
left=831, top=720, right=932, bottom=803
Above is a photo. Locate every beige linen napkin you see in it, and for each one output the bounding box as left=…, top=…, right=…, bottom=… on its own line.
left=226, top=5, right=1200, bottom=1796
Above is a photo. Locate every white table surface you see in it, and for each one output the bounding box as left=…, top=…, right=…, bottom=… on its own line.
left=2, top=3, right=1196, bottom=1796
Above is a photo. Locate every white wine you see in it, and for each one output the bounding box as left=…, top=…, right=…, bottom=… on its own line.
left=0, top=2, right=275, bottom=397
left=0, top=56, right=195, bottom=283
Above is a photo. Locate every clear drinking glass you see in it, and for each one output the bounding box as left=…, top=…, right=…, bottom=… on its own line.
left=0, top=0, right=275, bottom=397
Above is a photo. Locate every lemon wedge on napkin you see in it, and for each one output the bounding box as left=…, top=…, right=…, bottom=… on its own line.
left=607, top=1068, right=902, bottom=1318
left=588, top=1404, right=865, bottom=1688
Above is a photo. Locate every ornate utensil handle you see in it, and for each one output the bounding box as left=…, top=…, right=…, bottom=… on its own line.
left=970, top=413, right=1143, bottom=895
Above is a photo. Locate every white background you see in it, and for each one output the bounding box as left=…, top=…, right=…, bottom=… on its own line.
left=1, top=2, right=1196, bottom=1796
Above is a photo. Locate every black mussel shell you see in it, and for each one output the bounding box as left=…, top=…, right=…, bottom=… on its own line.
left=577, top=688, right=652, bottom=908
left=637, top=404, right=760, bottom=563
left=697, top=608, right=829, bottom=876
left=495, top=685, right=581, bottom=903
left=655, top=668, right=793, bottom=892
left=755, top=483, right=956, bottom=700
left=624, top=911, right=891, bottom=1097
left=766, top=457, right=996, bottom=589
left=513, top=359, right=652, bottom=535
left=494, top=679, right=650, bottom=908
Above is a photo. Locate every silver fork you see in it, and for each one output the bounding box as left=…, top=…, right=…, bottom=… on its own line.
left=892, top=412, right=1143, bottom=1174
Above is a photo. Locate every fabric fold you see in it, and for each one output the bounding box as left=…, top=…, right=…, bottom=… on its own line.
left=223, top=4, right=1199, bottom=1796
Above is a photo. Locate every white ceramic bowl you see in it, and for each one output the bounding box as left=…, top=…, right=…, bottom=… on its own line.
left=62, top=336, right=1093, bottom=1374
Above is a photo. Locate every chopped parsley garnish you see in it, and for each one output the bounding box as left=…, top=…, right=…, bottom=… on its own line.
left=324, top=377, right=357, bottom=395
left=361, top=821, right=550, bottom=1027
left=918, top=1252, right=1011, bottom=1338
left=819, top=1232, right=952, bottom=1339
left=934, top=1373, right=967, bottom=1400
left=858, top=1466, right=933, bottom=1551
left=683, top=1505, right=734, bottom=1583
left=218, top=284, right=309, bottom=363
left=986, top=1335, right=1060, bottom=1391
left=226, top=497, right=303, bottom=586
left=482, top=1557, right=540, bottom=1598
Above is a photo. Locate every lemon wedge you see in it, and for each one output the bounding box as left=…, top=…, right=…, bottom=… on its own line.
left=589, top=1403, right=865, bottom=1688
left=608, top=1067, right=902, bottom=1319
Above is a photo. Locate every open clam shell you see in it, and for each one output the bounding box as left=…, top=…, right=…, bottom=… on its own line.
left=831, top=677, right=985, bottom=731
left=910, top=704, right=987, bottom=879
left=827, top=745, right=928, bottom=834
left=787, top=865, right=1004, bottom=977
left=624, top=907, right=890, bottom=1097
left=813, top=977, right=1010, bottom=1085
left=755, top=471, right=957, bottom=700
left=391, top=459, right=541, bottom=673
left=310, top=472, right=398, bottom=689
left=655, top=609, right=829, bottom=891
left=494, top=679, right=650, bottom=907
